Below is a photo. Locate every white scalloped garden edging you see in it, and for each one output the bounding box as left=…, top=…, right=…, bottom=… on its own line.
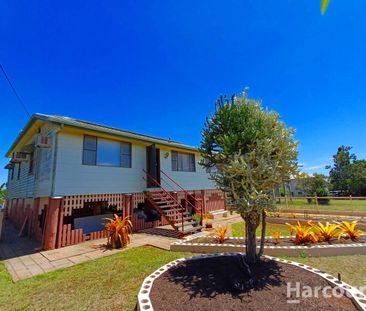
left=170, top=235, right=366, bottom=257
left=137, top=253, right=366, bottom=311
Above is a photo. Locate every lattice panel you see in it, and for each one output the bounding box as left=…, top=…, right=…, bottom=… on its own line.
left=133, top=192, right=145, bottom=209
left=63, top=193, right=125, bottom=216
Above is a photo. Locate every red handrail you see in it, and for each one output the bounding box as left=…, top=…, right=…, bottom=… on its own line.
left=160, top=170, right=203, bottom=223
left=143, top=169, right=186, bottom=233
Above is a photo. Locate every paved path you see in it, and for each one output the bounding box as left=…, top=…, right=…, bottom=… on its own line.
left=0, top=213, right=242, bottom=282
left=0, top=222, right=177, bottom=282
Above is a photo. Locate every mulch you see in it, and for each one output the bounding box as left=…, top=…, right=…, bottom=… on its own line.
left=149, top=256, right=358, bottom=311
left=193, top=236, right=366, bottom=247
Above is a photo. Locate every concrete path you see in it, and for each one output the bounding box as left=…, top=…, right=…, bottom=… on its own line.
left=0, top=213, right=242, bottom=282
left=0, top=222, right=177, bottom=282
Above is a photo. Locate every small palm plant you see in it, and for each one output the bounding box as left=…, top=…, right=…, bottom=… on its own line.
left=272, top=231, right=281, bottom=245
left=104, top=214, right=133, bottom=248
left=286, top=221, right=318, bottom=245
left=311, top=222, right=339, bottom=242
left=209, top=225, right=228, bottom=244
left=337, top=221, right=363, bottom=241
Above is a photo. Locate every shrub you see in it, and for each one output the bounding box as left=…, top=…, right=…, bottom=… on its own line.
left=311, top=222, right=339, bottom=242
left=337, top=220, right=363, bottom=240
left=272, top=231, right=281, bottom=244
left=209, top=225, right=228, bottom=244
left=191, top=213, right=202, bottom=224
left=286, top=221, right=318, bottom=244
left=104, top=214, right=133, bottom=248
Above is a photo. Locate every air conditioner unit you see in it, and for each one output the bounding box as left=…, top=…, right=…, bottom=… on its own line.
left=35, top=135, right=51, bottom=148
left=12, top=152, right=28, bottom=162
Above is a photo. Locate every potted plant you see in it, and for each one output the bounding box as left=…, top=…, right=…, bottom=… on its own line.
left=103, top=214, right=133, bottom=248
left=191, top=213, right=201, bottom=226
left=204, top=214, right=213, bottom=229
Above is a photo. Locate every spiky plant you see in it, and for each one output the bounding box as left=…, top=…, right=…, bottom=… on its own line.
left=104, top=214, right=133, bottom=248
left=337, top=221, right=363, bottom=241
left=272, top=231, right=281, bottom=244
left=311, top=222, right=339, bottom=242
left=209, top=225, right=228, bottom=244
left=287, top=221, right=318, bottom=245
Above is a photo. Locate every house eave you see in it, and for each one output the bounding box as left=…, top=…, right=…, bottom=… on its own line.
left=5, top=113, right=200, bottom=158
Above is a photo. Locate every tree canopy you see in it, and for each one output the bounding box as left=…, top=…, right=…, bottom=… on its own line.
left=348, top=160, right=366, bottom=196
left=328, top=146, right=356, bottom=195
left=0, top=188, right=6, bottom=206
left=327, top=146, right=366, bottom=196
left=321, top=0, right=331, bottom=14
left=200, top=93, right=298, bottom=263
left=298, top=173, right=330, bottom=197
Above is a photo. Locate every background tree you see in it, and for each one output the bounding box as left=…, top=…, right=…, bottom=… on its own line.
left=328, top=145, right=356, bottom=195
left=200, top=93, right=298, bottom=264
left=299, top=173, right=330, bottom=204
left=322, top=0, right=331, bottom=14
left=0, top=187, right=6, bottom=206
left=348, top=160, right=366, bottom=196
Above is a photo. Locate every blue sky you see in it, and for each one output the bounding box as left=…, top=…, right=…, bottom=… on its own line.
left=1, top=0, right=366, bottom=184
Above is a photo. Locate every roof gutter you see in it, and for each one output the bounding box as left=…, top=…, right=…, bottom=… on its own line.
left=5, top=113, right=201, bottom=158
left=4, top=114, right=47, bottom=157
left=48, top=119, right=200, bottom=152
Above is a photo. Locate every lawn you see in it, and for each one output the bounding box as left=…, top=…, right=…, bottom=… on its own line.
left=231, top=222, right=290, bottom=237
left=0, top=246, right=191, bottom=311
left=288, top=255, right=366, bottom=291
left=276, top=197, right=366, bottom=212
left=0, top=245, right=365, bottom=310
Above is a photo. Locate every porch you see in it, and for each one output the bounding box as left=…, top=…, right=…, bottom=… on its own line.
left=5, top=189, right=225, bottom=251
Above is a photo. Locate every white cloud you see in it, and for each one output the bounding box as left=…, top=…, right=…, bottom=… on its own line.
left=303, top=164, right=327, bottom=171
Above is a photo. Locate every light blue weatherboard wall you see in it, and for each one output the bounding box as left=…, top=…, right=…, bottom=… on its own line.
left=53, top=131, right=215, bottom=196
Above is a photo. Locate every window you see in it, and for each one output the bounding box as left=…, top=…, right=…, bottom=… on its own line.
left=121, top=142, right=132, bottom=168
left=171, top=151, right=196, bottom=172
left=83, top=135, right=97, bottom=165
left=97, top=138, right=121, bottom=166
left=29, top=152, right=34, bottom=174
left=82, top=135, right=132, bottom=168
left=17, top=163, right=21, bottom=180
left=10, top=168, right=14, bottom=180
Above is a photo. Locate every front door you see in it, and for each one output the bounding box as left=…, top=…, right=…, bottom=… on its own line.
left=146, top=144, right=161, bottom=188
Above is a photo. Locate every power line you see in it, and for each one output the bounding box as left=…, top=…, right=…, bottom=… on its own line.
left=0, top=64, right=31, bottom=117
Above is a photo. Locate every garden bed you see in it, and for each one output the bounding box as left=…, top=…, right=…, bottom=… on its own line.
left=171, top=236, right=366, bottom=257
left=193, top=236, right=366, bottom=247
left=138, top=254, right=366, bottom=310
left=267, top=217, right=366, bottom=231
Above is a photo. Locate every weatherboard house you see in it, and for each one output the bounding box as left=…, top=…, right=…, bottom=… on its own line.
left=4, top=114, right=225, bottom=250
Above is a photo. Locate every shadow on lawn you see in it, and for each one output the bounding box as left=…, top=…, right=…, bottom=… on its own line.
left=166, top=255, right=283, bottom=300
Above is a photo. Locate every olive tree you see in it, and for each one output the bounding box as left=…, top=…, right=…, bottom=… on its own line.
left=200, top=93, right=298, bottom=264
left=322, top=0, right=330, bottom=14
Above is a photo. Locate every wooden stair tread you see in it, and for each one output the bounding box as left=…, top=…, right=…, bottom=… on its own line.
left=144, top=187, right=202, bottom=237
left=174, top=221, right=197, bottom=227
left=181, top=225, right=203, bottom=234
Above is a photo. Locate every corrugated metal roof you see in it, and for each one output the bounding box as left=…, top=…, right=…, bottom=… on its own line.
left=5, top=113, right=199, bottom=157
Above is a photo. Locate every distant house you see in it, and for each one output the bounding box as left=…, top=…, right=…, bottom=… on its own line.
left=4, top=114, right=225, bottom=250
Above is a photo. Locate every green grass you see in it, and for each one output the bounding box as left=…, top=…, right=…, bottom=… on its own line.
left=1, top=245, right=366, bottom=310
left=276, top=198, right=366, bottom=212
left=231, top=222, right=290, bottom=237
left=0, top=246, right=191, bottom=311
left=288, top=255, right=366, bottom=290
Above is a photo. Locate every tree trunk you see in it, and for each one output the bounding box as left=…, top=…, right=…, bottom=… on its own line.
left=244, top=212, right=260, bottom=264
left=246, top=221, right=257, bottom=264
left=258, top=210, right=266, bottom=257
